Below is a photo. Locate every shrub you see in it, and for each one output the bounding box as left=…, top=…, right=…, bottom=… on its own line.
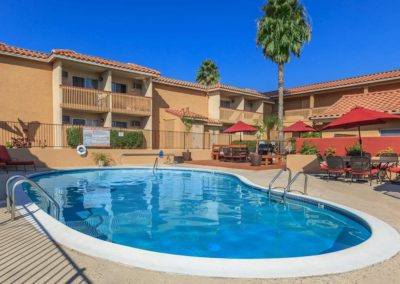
left=377, top=147, right=395, bottom=156
left=232, top=140, right=257, bottom=152
left=324, top=147, right=336, bottom=156
left=66, top=127, right=82, bottom=148
left=300, top=131, right=322, bottom=138
left=91, top=152, right=113, bottom=166
left=110, top=130, right=145, bottom=148
left=345, top=142, right=368, bottom=156
left=299, top=141, right=319, bottom=155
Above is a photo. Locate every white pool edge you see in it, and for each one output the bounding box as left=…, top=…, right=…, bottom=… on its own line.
left=12, top=166, right=400, bottom=278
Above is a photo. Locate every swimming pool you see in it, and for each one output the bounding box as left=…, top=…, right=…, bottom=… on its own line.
left=16, top=167, right=400, bottom=278
left=26, top=168, right=370, bottom=259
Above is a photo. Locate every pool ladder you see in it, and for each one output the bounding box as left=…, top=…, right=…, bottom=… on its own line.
left=153, top=157, right=159, bottom=175
left=5, top=175, right=61, bottom=221
left=268, top=168, right=308, bottom=202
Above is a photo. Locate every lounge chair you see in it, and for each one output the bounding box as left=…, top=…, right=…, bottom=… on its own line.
left=0, top=145, right=36, bottom=171
left=349, top=156, right=378, bottom=186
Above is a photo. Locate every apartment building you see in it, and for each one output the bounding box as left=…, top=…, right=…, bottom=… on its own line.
left=265, top=70, right=400, bottom=138
left=0, top=42, right=272, bottom=149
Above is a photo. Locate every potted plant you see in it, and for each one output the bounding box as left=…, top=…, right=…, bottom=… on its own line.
left=345, top=142, right=368, bottom=156
left=181, top=115, right=194, bottom=161
left=92, top=152, right=113, bottom=167
left=324, top=147, right=336, bottom=156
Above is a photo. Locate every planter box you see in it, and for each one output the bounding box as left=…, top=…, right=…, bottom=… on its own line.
left=286, top=154, right=321, bottom=173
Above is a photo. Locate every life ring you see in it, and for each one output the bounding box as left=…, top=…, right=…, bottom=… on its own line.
left=76, top=145, right=87, bottom=156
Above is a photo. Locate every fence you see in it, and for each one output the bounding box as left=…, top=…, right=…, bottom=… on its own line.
left=0, top=121, right=258, bottom=150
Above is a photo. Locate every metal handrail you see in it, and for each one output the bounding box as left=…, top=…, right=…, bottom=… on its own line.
left=6, top=176, right=61, bottom=221
left=283, top=171, right=308, bottom=202
left=153, top=157, right=159, bottom=175
left=5, top=175, right=27, bottom=213
left=268, top=168, right=292, bottom=199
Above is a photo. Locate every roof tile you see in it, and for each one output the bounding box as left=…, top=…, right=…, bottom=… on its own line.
left=312, top=89, right=400, bottom=118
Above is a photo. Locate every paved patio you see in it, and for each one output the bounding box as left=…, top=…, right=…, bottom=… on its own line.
left=0, top=166, right=399, bottom=283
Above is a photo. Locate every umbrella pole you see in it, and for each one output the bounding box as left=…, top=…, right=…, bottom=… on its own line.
left=358, top=125, right=363, bottom=157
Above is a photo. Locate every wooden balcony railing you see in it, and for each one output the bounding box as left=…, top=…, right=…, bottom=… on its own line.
left=61, top=86, right=152, bottom=116
left=112, top=93, right=152, bottom=116
left=219, top=107, right=263, bottom=125
left=242, top=111, right=263, bottom=125
left=61, top=85, right=110, bottom=112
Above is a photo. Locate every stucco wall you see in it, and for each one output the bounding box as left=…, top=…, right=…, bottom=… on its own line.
left=0, top=55, right=53, bottom=123
left=7, top=148, right=212, bottom=168
left=152, top=83, right=208, bottom=131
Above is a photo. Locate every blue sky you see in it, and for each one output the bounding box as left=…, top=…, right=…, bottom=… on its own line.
left=1, top=0, right=400, bottom=91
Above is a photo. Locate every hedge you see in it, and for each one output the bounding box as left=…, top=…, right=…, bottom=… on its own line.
left=66, top=127, right=83, bottom=148
left=66, top=128, right=145, bottom=148
left=232, top=140, right=257, bottom=152
left=110, top=130, right=145, bottom=148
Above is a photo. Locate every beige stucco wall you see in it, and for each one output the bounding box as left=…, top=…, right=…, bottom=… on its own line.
left=152, top=83, right=208, bottom=131
left=7, top=148, right=212, bottom=168
left=0, top=55, right=53, bottom=123
left=286, top=154, right=321, bottom=173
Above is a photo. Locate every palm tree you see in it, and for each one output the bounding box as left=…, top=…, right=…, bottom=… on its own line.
left=264, top=115, right=280, bottom=141
left=256, top=0, right=311, bottom=152
left=196, top=59, right=221, bottom=86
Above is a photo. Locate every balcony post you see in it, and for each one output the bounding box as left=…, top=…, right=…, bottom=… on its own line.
left=309, top=95, right=315, bottom=117
left=52, top=60, right=63, bottom=148
left=102, top=70, right=112, bottom=127
left=143, top=78, right=153, bottom=148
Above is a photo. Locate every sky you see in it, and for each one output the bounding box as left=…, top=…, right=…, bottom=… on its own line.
left=1, top=0, right=400, bottom=91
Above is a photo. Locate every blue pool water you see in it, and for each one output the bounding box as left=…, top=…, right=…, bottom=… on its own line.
left=26, top=168, right=371, bottom=259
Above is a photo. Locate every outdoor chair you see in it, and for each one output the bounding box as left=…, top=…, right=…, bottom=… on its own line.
left=221, top=147, right=232, bottom=161
left=317, top=153, right=329, bottom=171
left=231, top=148, right=247, bottom=162
left=0, top=162, right=7, bottom=172
left=349, top=156, right=378, bottom=186
left=326, top=156, right=351, bottom=180
left=0, top=145, right=36, bottom=171
left=384, top=153, right=400, bottom=182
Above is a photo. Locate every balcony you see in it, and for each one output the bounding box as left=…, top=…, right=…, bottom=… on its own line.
left=111, top=93, right=151, bottom=116
left=61, top=85, right=110, bottom=113
left=219, top=107, right=263, bottom=125
left=60, top=85, right=152, bottom=116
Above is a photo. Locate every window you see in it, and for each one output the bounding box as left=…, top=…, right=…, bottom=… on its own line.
left=72, top=118, right=86, bottom=126
left=220, top=100, right=231, bottom=108
left=112, top=82, right=127, bottom=93
left=132, top=82, right=142, bottom=90
left=380, top=128, right=400, bottom=136
left=71, top=118, right=100, bottom=126
left=112, top=121, right=128, bottom=128
left=131, top=120, right=141, bottom=128
left=62, top=115, right=71, bottom=124
left=72, top=76, right=98, bottom=89
left=245, top=101, right=253, bottom=111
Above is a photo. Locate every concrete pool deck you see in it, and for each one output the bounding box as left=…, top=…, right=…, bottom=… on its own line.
left=0, top=165, right=400, bottom=283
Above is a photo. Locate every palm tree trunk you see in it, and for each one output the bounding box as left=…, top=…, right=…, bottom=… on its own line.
left=278, top=63, right=284, bottom=153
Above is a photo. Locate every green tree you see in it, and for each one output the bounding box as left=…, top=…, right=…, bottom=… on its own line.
left=181, top=116, right=194, bottom=150
left=256, top=0, right=311, bottom=152
left=196, top=59, right=221, bottom=86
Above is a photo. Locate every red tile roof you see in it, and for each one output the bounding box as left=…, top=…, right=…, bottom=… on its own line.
left=154, top=77, right=267, bottom=98
left=0, top=43, right=160, bottom=76
left=312, top=89, right=400, bottom=119
left=165, top=108, right=222, bottom=126
left=0, top=42, right=48, bottom=59
left=51, top=49, right=160, bottom=75
left=266, top=69, right=400, bottom=97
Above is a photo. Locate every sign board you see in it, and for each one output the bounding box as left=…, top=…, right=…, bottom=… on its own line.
left=118, top=131, right=124, bottom=137
left=83, top=127, right=110, bottom=147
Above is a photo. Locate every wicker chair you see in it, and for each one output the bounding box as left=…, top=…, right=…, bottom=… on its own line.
left=326, top=156, right=351, bottom=180
left=349, top=156, right=378, bottom=186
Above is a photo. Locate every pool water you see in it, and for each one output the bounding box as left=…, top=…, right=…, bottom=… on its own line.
left=26, top=169, right=371, bottom=259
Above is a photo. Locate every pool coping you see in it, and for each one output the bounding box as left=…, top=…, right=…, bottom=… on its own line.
left=12, top=166, right=400, bottom=278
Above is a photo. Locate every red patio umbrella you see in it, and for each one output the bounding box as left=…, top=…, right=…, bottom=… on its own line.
left=323, top=106, right=400, bottom=155
left=283, top=121, right=316, bottom=133
left=224, top=121, right=257, bottom=142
